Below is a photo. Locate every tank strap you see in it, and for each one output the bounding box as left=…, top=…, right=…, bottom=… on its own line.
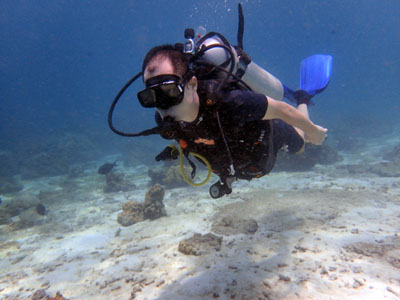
left=235, top=48, right=252, bottom=79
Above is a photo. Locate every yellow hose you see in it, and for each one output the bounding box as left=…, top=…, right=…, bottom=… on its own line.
left=177, top=147, right=212, bottom=187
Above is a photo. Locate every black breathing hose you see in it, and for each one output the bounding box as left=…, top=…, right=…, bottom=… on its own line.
left=108, top=71, right=161, bottom=138
left=237, top=3, right=244, bottom=50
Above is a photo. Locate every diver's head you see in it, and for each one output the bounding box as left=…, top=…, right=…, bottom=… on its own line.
left=142, top=44, right=189, bottom=78
left=139, top=45, right=199, bottom=120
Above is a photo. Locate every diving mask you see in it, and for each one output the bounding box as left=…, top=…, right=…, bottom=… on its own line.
left=137, top=74, right=184, bottom=110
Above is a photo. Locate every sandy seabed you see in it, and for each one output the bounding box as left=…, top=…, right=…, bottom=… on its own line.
left=1, top=146, right=400, bottom=300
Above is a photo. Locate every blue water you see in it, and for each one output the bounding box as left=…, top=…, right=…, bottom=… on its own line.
left=1, top=3, right=400, bottom=298
left=1, top=0, right=399, bottom=167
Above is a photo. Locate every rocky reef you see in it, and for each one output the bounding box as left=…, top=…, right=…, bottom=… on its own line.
left=339, top=143, right=400, bottom=177
left=0, top=150, right=24, bottom=194
left=330, top=114, right=394, bottom=152
left=0, top=151, right=19, bottom=178
left=103, top=172, right=136, bottom=193
left=0, top=191, right=44, bottom=227
left=1, top=133, right=102, bottom=180
left=383, top=144, right=400, bottom=164
left=0, top=176, right=23, bottom=194
left=274, top=143, right=341, bottom=172
left=148, top=164, right=188, bottom=188
left=120, top=138, right=160, bottom=167
left=369, top=143, right=400, bottom=177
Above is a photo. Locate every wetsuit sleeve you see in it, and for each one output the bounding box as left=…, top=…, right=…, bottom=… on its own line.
left=221, top=90, right=268, bottom=122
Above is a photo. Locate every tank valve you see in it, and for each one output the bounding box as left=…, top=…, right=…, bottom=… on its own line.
left=184, top=28, right=195, bottom=54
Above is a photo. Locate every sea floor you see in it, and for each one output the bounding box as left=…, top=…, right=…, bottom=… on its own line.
left=1, top=138, right=400, bottom=299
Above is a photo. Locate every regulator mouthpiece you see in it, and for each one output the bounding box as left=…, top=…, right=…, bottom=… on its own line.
left=184, top=28, right=195, bottom=54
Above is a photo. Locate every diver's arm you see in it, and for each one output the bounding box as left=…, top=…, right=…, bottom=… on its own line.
left=263, top=97, right=327, bottom=145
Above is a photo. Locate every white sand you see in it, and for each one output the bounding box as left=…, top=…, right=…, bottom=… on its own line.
left=1, top=145, right=400, bottom=299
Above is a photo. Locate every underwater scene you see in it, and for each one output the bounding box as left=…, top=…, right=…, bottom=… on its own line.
left=1, top=0, right=400, bottom=299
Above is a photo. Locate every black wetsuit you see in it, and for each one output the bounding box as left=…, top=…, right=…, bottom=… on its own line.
left=156, top=80, right=304, bottom=180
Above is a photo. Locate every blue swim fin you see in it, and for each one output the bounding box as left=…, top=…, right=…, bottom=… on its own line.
left=283, top=54, right=332, bottom=104
left=300, top=54, right=332, bottom=96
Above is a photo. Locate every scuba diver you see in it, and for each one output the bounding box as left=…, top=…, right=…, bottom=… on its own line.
left=108, top=4, right=332, bottom=198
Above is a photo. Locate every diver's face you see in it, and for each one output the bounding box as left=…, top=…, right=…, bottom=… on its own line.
left=142, top=57, right=181, bottom=114
left=143, top=57, right=199, bottom=121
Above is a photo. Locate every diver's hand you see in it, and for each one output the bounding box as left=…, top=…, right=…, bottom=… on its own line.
left=155, top=145, right=179, bottom=161
left=305, top=125, right=328, bottom=145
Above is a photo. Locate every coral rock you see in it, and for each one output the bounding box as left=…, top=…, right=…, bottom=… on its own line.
left=31, top=290, right=67, bottom=300
left=0, top=176, right=23, bottom=194
left=148, top=165, right=187, bottom=188
left=143, top=184, right=166, bottom=220
left=117, top=185, right=167, bottom=226
left=117, top=201, right=145, bottom=226
left=275, top=143, right=341, bottom=171
left=104, top=172, right=135, bottom=193
left=211, top=216, right=258, bottom=236
left=369, top=162, right=400, bottom=177
left=178, top=233, right=222, bottom=256
left=32, top=289, right=48, bottom=300
left=47, top=291, right=68, bottom=300
left=0, top=151, right=18, bottom=177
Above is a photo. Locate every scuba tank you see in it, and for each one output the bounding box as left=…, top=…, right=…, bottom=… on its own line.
left=240, top=61, right=284, bottom=100
left=183, top=4, right=332, bottom=106
left=185, top=28, right=285, bottom=100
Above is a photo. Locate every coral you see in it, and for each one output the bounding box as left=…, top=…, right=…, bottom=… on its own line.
left=383, top=144, right=400, bottom=163
left=38, top=189, right=65, bottom=205
left=9, top=207, right=46, bottom=231
left=117, top=184, right=166, bottom=226
left=331, top=114, right=393, bottom=151
left=148, top=165, right=187, bottom=188
left=121, top=138, right=159, bottom=167
left=363, top=144, right=400, bottom=177
left=164, top=165, right=186, bottom=187
left=117, top=201, right=145, bottom=226
left=274, top=143, right=341, bottom=172
left=21, top=152, right=70, bottom=179
left=0, top=191, right=39, bottom=226
left=338, top=164, right=370, bottom=174
left=0, top=176, right=23, bottom=194
left=211, top=216, right=258, bottom=235
left=344, top=242, right=387, bottom=257
left=369, top=161, right=400, bottom=177
left=31, top=290, right=68, bottom=300
left=103, top=172, right=136, bottom=193
left=178, top=233, right=222, bottom=256
left=143, top=184, right=166, bottom=220
left=0, top=151, right=18, bottom=177
left=48, top=292, right=67, bottom=300
left=32, top=289, right=47, bottom=300
left=18, top=133, right=101, bottom=179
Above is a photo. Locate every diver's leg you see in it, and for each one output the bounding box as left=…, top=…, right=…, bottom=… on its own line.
left=272, top=119, right=305, bottom=155
left=292, top=103, right=309, bottom=152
